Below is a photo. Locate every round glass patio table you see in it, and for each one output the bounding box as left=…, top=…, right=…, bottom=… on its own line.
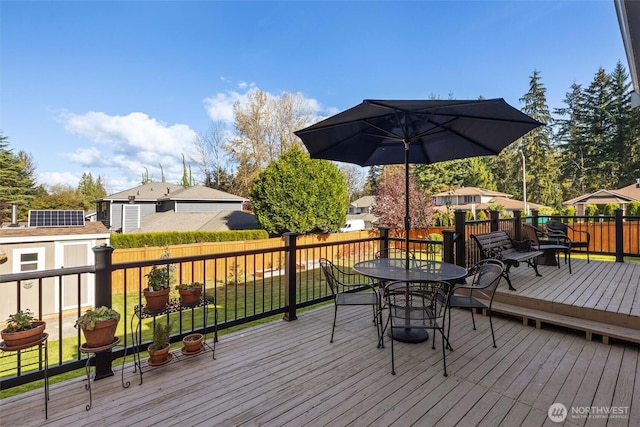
left=353, top=258, right=468, bottom=343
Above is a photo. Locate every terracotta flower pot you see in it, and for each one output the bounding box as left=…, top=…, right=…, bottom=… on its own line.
left=81, top=318, right=118, bottom=348
left=147, top=343, right=171, bottom=365
left=182, top=333, right=204, bottom=353
left=1, top=321, right=46, bottom=348
left=178, top=287, right=202, bottom=306
left=144, top=287, right=170, bottom=311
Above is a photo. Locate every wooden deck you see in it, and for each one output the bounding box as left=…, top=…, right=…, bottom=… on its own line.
left=493, top=259, right=640, bottom=344
left=1, top=260, right=639, bottom=426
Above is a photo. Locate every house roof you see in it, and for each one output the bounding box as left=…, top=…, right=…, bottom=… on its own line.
left=563, top=182, right=640, bottom=205
left=131, top=210, right=260, bottom=233
left=100, top=182, right=183, bottom=201
left=157, top=186, right=245, bottom=202
left=433, top=196, right=547, bottom=213
left=349, top=195, right=375, bottom=208
left=0, top=221, right=110, bottom=240
left=98, top=183, right=246, bottom=203
left=432, top=187, right=512, bottom=198
left=615, top=0, right=640, bottom=105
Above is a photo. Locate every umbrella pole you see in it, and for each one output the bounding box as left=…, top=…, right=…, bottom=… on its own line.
left=404, top=140, right=410, bottom=269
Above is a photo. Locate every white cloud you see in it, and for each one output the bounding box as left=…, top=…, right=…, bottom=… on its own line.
left=55, top=111, right=198, bottom=192
left=202, top=92, right=243, bottom=123
left=62, top=111, right=197, bottom=156
left=202, top=84, right=330, bottom=127
left=47, top=83, right=337, bottom=194
left=38, top=171, right=81, bottom=189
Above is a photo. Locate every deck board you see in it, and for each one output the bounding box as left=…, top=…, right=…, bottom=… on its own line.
left=2, top=260, right=640, bottom=426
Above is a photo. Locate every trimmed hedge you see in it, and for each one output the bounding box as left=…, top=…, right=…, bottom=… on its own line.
left=110, top=229, right=270, bottom=249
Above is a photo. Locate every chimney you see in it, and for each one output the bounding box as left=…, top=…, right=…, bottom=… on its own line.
left=636, top=178, right=640, bottom=188
left=11, top=204, right=18, bottom=226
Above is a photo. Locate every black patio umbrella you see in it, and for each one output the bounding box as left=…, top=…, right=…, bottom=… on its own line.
left=294, top=99, right=543, bottom=265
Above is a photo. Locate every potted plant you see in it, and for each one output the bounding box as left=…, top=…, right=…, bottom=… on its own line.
left=74, top=306, right=120, bottom=348
left=144, top=263, right=175, bottom=311
left=147, top=321, right=173, bottom=366
left=175, top=282, right=203, bottom=306
left=182, top=333, right=204, bottom=354
left=1, top=309, right=46, bottom=349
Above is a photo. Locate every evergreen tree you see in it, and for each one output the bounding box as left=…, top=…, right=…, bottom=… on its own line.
left=554, top=82, right=589, bottom=198
left=582, top=67, right=616, bottom=190
left=77, top=172, right=107, bottom=210
left=0, top=132, right=37, bottom=222
left=519, top=70, right=562, bottom=208
left=609, top=62, right=640, bottom=186
left=250, top=145, right=348, bottom=235
left=415, top=158, right=497, bottom=193
left=362, top=165, right=383, bottom=195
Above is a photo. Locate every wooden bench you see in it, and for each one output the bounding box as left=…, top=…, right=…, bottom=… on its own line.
left=470, top=230, right=544, bottom=291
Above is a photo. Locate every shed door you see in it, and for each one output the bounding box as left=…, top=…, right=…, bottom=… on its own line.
left=56, top=242, right=93, bottom=310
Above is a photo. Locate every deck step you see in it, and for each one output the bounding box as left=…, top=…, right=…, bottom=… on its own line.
left=489, top=301, right=640, bottom=345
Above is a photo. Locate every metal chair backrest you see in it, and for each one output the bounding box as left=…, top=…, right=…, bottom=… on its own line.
left=522, top=223, right=542, bottom=245
left=466, top=259, right=504, bottom=299
left=546, top=220, right=568, bottom=236
left=319, top=258, right=339, bottom=295
left=385, top=281, right=450, bottom=325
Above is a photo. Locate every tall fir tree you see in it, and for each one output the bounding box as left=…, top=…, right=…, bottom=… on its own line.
left=518, top=70, right=562, bottom=209
left=554, top=83, right=589, bottom=199
left=0, top=132, right=38, bottom=222
left=582, top=67, right=616, bottom=190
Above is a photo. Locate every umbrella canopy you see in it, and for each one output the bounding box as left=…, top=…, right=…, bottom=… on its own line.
left=294, top=98, right=543, bottom=264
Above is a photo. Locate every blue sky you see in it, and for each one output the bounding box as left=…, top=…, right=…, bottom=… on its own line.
left=0, top=1, right=628, bottom=193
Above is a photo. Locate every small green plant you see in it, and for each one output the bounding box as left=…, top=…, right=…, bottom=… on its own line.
left=74, top=306, right=120, bottom=331
left=4, top=310, right=37, bottom=332
left=145, top=250, right=176, bottom=290
left=149, top=321, right=173, bottom=351
left=175, top=282, right=203, bottom=291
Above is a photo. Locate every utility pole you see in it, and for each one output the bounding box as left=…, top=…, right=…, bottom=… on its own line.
left=521, top=151, right=528, bottom=215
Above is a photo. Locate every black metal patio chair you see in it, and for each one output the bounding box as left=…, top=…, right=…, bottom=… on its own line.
left=447, top=259, right=504, bottom=349
left=381, top=280, right=452, bottom=376
left=319, top=258, right=380, bottom=345
left=523, top=223, right=572, bottom=274
left=546, top=220, right=591, bottom=263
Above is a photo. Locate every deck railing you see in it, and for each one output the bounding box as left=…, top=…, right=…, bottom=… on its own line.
left=2, top=207, right=638, bottom=391
left=0, top=230, right=442, bottom=390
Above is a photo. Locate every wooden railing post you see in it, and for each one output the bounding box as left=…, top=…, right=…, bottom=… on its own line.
left=615, top=209, right=624, bottom=262
left=283, top=232, right=298, bottom=321
left=92, top=244, right=115, bottom=380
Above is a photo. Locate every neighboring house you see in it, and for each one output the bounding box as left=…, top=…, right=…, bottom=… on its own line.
left=432, top=187, right=548, bottom=217
left=563, top=179, right=640, bottom=215
left=346, top=195, right=377, bottom=229
left=95, top=183, right=252, bottom=233
left=0, top=213, right=110, bottom=320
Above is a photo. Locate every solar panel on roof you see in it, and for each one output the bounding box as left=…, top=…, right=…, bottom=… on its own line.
left=28, top=210, right=85, bottom=227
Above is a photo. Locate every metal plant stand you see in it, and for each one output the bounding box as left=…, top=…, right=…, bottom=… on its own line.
left=130, top=294, right=217, bottom=385
left=1, top=333, right=49, bottom=419
left=79, top=336, right=127, bottom=410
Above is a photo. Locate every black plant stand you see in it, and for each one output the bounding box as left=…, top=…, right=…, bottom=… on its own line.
left=130, top=295, right=217, bottom=385
left=79, top=337, right=126, bottom=410
left=0, top=333, right=49, bottom=419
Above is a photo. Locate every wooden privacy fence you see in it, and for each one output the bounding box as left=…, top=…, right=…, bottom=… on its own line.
left=110, top=230, right=377, bottom=293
